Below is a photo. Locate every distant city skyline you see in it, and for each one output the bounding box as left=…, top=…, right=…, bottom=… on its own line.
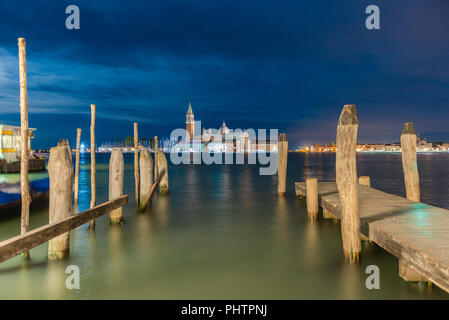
left=0, top=1, right=448, bottom=149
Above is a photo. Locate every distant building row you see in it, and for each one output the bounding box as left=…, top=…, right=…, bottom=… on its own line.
left=296, top=135, right=449, bottom=153
left=177, top=102, right=277, bottom=153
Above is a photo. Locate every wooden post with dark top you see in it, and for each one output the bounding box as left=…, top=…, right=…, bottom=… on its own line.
left=336, top=104, right=361, bottom=262
left=139, top=149, right=153, bottom=210
left=74, top=128, right=81, bottom=212
left=48, top=140, right=73, bottom=259
left=134, top=122, right=140, bottom=205
left=18, top=37, right=31, bottom=259
left=89, top=104, right=96, bottom=229
left=277, top=133, right=288, bottom=195
left=157, top=150, right=169, bottom=194
left=109, top=149, right=124, bottom=223
left=401, top=122, right=420, bottom=202
left=359, top=176, right=371, bottom=187
left=306, top=178, right=318, bottom=220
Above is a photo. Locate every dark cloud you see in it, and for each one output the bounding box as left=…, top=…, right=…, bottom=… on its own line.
left=0, top=0, right=448, bottom=148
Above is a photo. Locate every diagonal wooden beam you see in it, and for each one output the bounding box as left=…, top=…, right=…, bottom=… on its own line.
left=0, top=195, right=128, bottom=263
left=139, top=168, right=166, bottom=211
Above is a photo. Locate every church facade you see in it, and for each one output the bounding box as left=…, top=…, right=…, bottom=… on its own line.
left=174, top=103, right=276, bottom=153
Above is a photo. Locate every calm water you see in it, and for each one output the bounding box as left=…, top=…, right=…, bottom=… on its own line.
left=0, top=152, right=448, bottom=299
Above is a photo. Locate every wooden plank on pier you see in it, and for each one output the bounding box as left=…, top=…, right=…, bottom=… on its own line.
left=0, top=195, right=128, bottom=263
left=295, top=182, right=449, bottom=293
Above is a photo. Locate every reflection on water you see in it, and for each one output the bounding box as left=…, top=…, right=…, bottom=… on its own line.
left=0, top=172, right=48, bottom=184
left=0, top=152, right=448, bottom=299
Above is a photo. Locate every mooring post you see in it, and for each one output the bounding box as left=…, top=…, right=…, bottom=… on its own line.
left=134, top=122, right=140, bottom=205
left=401, top=122, right=420, bottom=202
left=89, top=104, right=96, bottom=229
left=154, top=136, right=159, bottom=179
left=139, top=149, right=153, bottom=210
left=306, top=178, right=318, bottom=220
left=277, top=133, right=288, bottom=196
left=18, top=37, right=31, bottom=259
left=336, top=104, right=361, bottom=263
left=359, top=176, right=371, bottom=187
left=48, top=140, right=73, bottom=259
left=109, top=149, right=124, bottom=223
left=74, top=128, right=81, bottom=212
left=157, top=150, right=169, bottom=194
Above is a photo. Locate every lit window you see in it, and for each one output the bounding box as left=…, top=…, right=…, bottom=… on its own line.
left=2, top=135, right=13, bottom=149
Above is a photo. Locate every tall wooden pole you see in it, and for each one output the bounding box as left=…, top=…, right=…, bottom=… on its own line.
left=89, top=104, right=96, bottom=229
left=134, top=122, right=140, bottom=205
left=401, top=122, right=420, bottom=202
left=74, top=128, right=81, bottom=212
left=154, top=136, right=158, bottom=178
left=109, top=149, right=124, bottom=223
left=336, top=104, right=361, bottom=262
left=48, top=140, right=73, bottom=259
left=277, top=133, right=288, bottom=195
left=18, top=38, right=31, bottom=259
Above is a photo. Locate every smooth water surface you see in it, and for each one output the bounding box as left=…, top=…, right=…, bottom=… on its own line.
left=0, top=152, right=448, bottom=299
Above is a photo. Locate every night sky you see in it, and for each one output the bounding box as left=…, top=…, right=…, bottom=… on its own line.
left=0, top=1, right=448, bottom=148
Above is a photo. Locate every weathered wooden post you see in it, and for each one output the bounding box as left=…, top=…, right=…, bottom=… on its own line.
left=139, top=149, right=153, bottom=210
left=359, top=176, right=371, bottom=187
left=48, top=141, right=73, bottom=259
left=74, top=128, right=81, bottom=212
left=157, top=150, right=169, bottom=194
left=401, top=122, right=420, bottom=202
left=306, top=178, right=318, bottom=220
left=336, top=104, right=361, bottom=262
left=154, top=136, right=159, bottom=179
left=89, top=104, right=96, bottom=229
left=109, top=149, right=124, bottom=223
left=134, top=122, right=140, bottom=205
left=277, top=133, right=288, bottom=195
left=18, top=37, right=31, bottom=259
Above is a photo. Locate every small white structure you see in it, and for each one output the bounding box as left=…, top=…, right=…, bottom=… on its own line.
left=0, top=124, right=35, bottom=163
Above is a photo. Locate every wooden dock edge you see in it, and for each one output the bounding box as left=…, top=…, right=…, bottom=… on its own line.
left=295, top=182, right=449, bottom=293
left=0, top=195, right=128, bottom=263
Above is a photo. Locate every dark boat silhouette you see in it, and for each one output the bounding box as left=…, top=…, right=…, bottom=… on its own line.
left=0, top=178, right=49, bottom=218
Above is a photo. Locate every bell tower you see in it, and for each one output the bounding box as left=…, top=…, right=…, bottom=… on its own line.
left=186, top=102, right=194, bottom=141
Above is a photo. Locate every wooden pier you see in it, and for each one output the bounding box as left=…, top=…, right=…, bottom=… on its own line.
left=295, top=181, right=449, bottom=293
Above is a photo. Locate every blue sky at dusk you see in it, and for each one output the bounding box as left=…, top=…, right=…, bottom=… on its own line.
left=0, top=1, right=448, bottom=148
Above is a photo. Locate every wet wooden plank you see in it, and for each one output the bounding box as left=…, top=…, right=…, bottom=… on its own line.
left=0, top=195, right=128, bottom=263
left=295, top=182, right=449, bottom=293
